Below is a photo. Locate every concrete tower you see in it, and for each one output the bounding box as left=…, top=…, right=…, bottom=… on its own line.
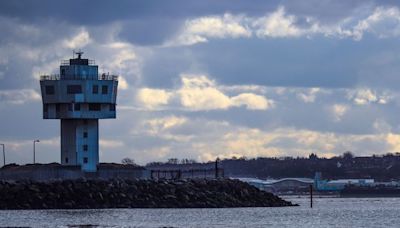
left=39, top=52, right=118, bottom=172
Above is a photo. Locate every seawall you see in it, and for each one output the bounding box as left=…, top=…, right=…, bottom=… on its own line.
left=0, top=179, right=295, bottom=209
left=0, top=163, right=149, bottom=181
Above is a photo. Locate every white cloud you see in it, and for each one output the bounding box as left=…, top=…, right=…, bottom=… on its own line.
left=158, top=118, right=400, bottom=162
left=118, top=76, right=129, bottom=90
left=142, top=146, right=171, bottom=160
left=353, top=7, right=400, bottom=40
left=109, top=49, right=136, bottom=69
left=373, top=119, right=392, bottom=133
left=167, top=6, right=400, bottom=46
left=170, top=34, right=208, bottom=46
left=139, top=116, right=193, bottom=142
left=296, top=88, right=321, bottom=103
left=38, top=137, right=60, bottom=146
left=62, top=28, right=91, bottom=49
left=218, top=84, right=267, bottom=94
left=254, top=6, right=400, bottom=40
left=0, top=137, right=60, bottom=164
left=231, top=93, right=273, bottom=110
left=97, top=38, right=143, bottom=85
left=178, top=74, right=233, bottom=110
left=125, top=113, right=386, bottom=163
left=166, top=13, right=251, bottom=46
left=185, top=13, right=251, bottom=38
left=136, top=88, right=172, bottom=109
left=146, top=116, right=187, bottom=134
left=178, top=74, right=273, bottom=111
left=0, top=89, right=41, bottom=104
left=347, top=88, right=390, bottom=105
left=254, top=6, right=302, bottom=38
left=386, top=133, right=400, bottom=152
left=331, top=104, right=348, bottom=122
left=100, top=139, right=124, bottom=148
left=135, top=74, right=273, bottom=111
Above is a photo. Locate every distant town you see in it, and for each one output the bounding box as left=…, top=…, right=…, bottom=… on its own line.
left=146, top=152, right=400, bottom=181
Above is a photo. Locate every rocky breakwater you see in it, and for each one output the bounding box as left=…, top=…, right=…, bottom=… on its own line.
left=0, top=179, right=295, bottom=209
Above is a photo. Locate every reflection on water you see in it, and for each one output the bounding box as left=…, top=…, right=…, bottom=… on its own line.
left=0, top=197, right=399, bottom=228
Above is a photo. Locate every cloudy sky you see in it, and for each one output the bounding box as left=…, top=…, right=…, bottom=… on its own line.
left=2, top=0, right=400, bottom=165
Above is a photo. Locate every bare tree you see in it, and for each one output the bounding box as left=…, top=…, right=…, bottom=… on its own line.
left=342, top=151, right=354, bottom=160
left=167, top=158, right=179, bottom=164
left=121, top=157, right=136, bottom=165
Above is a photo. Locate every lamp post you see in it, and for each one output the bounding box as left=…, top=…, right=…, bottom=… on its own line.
left=0, top=144, right=4, bottom=167
left=215, top=157, right=220, bottom=179
left=33, top=140, right=40, bottom=164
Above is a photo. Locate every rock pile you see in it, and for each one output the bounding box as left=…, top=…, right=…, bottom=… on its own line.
left=0, top=179, right=295, bottom=209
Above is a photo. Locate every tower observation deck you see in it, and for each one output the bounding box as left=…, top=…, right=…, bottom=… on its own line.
left=39, top=52, right=118, bottom=172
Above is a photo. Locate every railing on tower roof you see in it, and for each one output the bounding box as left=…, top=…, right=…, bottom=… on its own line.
left=40, top=74, right=60, bottom=80
left=60, top=59, right=96, bottom=66
left=40, top=74, right=118, bottom=81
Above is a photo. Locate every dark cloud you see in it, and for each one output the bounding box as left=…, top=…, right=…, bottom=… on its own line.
left=2, top=0, right=400, bottom=164
left=118, top=19, right=183, bottom=46
left=283, top=0, right=375, bottom=23
left=141, top=38, right=361, bottom=89
left=0, top=0, right=280, bottom=24
left=2, top=0, right=386, bottom=25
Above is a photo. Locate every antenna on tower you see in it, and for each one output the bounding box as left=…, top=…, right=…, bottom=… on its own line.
left=73, top=49, right=84, bottom=59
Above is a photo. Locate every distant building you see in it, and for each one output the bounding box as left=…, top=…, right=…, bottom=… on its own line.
left=236, top=177, right=314, bottom=194
left=236, top=173, right=377, bottom=194
left=39, top=51, right=118, bottom=172
left=314, top=172, right=374, bottom=191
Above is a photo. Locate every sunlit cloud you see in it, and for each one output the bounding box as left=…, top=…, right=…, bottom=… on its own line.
left=136, top=74, right=273, bottom=111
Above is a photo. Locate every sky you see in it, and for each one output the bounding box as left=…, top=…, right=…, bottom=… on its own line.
left=2, top=0, right=400, bottom=165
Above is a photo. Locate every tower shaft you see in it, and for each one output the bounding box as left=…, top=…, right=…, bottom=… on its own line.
left=61, top=119, right=98, bottom=172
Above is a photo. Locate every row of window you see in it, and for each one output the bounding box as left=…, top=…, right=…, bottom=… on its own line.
left=65, top=157, right=89, bottom=164
left=92, top=85, right=108, bottom=94
left=45, top=85, right=108, bottom=95
left=44, top=103, right=115, bottom=112
left=64, top=132, right=90, bottom=164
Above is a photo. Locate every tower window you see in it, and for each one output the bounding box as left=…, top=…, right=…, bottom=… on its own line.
left=83, top=145, right=88, bottom=151
left=68, top=103, right=73, bottom=111
left=74, top=103, right=81, bottom=111
left=45, top=86, right=55, bottom=95
left=110, top=104, right=116, bottom=111
left=102, top=85, right=108, bottom=94
left=65, top=157, right=69, bottom=163
left=83, top=157, right=88, bottom=164
left=67, top=85, right=82, bottom=94
left=43, top=104, right=48, bottom=113
left=89, top=103, right=101, bottom=111
left=56, top=104, right=60, bottom=112
left=61, top=69, right=65, bottom=76
left=92, top=85, right=98, bottom=94
left=83, top=132, right=88, bottom=138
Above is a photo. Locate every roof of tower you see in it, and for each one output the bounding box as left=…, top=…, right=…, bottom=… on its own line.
left=70, top=50, right=89, bottom=65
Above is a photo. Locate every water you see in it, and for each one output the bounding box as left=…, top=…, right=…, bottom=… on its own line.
left=0, top=197, right=399, bottom=227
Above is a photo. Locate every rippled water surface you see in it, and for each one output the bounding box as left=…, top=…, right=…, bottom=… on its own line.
left=1, top=197, right=399, bottom=227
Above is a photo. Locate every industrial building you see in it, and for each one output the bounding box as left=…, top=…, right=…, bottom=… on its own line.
left=237, top=177, right=314, bottom=194
left=39, top=51, right=118, bottom=172
left=237, top=172, right=377, bottom=194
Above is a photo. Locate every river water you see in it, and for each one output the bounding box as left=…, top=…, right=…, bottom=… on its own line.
left=0, top=197, right=399, bottom=227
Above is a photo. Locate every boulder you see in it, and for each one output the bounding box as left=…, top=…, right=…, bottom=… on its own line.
left=0, top=179, right=295, bottom=209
